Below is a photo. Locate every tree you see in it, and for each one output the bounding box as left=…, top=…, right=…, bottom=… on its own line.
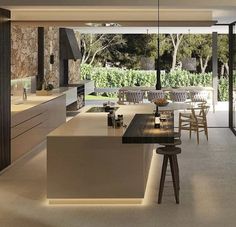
left=190, top=34, right=212, bottom=73
left=218, top=35, right=229, bottom=76
left=80, top=33, right=125, bottom=65
left=109, top=34, right=170, bottom=69
left=169, top=34, right=184, bottom=70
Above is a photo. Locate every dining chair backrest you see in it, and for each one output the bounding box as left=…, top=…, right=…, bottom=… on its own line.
left=190, top=105, right=210, bottom=121
left=170, top=90, right=187, bottom=102
left=147, top=90, right=165, bottom=102
left=190, top=90, right=208, bottom=102
left=125, top=90, right=144, bottom=104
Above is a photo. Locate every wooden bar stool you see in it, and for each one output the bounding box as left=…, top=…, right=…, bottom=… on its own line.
left=156, top=139, right=181, bottom=204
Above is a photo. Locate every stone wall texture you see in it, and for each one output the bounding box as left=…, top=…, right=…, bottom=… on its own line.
left=11, top=26, right=81, bottom=88
left=68, top=31, right=81, bottom=84
left=44, top=27, right=60, bottom=88
left=11, top=25, right=38, bottom=79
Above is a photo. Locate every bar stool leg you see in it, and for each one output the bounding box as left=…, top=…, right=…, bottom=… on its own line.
left=158, top=155, right=168, bottom=204
left=169, top=155, right=179, bottom=204
left=173, top=155, right=180, bottom=190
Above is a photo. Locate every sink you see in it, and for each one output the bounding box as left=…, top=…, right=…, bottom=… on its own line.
left=86, top=106, right=119, bottom=113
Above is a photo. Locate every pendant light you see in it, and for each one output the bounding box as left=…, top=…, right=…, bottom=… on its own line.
left=140, top=29, right=155, bottom=70
left=182, top=29, right=197, bottom=71
left=156, top=0, right=161, bottom=90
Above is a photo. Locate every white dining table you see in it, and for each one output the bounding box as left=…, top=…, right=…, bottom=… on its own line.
left=118, top=86, right=215, bottom=112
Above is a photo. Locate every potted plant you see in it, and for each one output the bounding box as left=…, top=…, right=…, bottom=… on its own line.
left=36, top=73, right=54, bottom=96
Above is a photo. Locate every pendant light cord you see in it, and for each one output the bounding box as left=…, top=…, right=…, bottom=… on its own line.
left=156, top=0, right=161, bottom=90
left=158, top=0, right=160, bottom=55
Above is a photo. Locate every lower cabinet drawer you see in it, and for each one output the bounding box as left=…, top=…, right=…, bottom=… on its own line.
left=11, top=121, right=47, bottom=162
left=11, top=111, right=48, bottom=139
left=11, top=94, right=66, bottom=163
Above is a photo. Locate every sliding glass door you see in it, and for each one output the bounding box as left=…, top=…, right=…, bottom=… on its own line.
left=229, top=22, right=236, bottom=134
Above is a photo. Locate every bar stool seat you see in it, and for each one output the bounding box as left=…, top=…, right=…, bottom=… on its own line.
left=156, top=146, right=181, bottom=155
left=156, top=145, right=181, bottom=204
left=158, top=138, right=182, bottom=147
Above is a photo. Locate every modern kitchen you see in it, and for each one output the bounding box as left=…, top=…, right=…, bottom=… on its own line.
left=10, top=24, right=161, bottom=204
left=1, top=2, right=236, bottom=227
left=8, top=23, right=182, bottom=205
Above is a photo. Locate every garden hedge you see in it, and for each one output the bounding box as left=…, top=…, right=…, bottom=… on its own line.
left=81, top=64, right=229, bottom=101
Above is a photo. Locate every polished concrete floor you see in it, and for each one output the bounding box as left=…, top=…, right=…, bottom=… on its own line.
left=0, top=127, right=236, bottom=227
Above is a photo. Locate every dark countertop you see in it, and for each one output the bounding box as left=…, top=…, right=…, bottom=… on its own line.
left=122, top=114, right=175, bottom=144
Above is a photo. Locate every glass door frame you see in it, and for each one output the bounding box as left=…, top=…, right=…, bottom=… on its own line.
left=229, top=22, right=236, bottom=135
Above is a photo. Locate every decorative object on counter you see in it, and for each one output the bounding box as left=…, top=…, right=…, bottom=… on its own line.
left=36, top=75, right=54, bottom=96
left=46, top=83, right=54, bottom=91
left=114, top=115, right=124, bottom=128
left=107, top=111, right=123, bottom=128
left=118, top=115, right=124, bottom=126
left=154, top=106, right=161, bottom=129
left=107, top=110, right=115, bottom=127
left=154, top=98, right=169, bottom=107
left=22, top=88, right=27, bottom=101
left=36, top=89, right=53, bottom=96
left=115, top=119, right=121, bottom=128
left=160, top=111, right=173, bottom=129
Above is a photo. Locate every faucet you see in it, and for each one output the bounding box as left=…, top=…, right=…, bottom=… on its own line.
left=23, top=88, right=27, bottom=101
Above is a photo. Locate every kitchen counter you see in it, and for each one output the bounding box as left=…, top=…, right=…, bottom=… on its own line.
left=47, top=104, right=157, bottom=204
left=47, top=103, right=188, bottom=204
left=49, top=102, right=189, bottom=137
left=11, top=86, right=77, bottom=115
left=49, top=104, right=155, bottom=137
left=11, top=93, right=65, bottom=115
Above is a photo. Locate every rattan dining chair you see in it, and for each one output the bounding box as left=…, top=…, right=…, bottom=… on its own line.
left=125, top=90, right=144, bottom=104
left=189, top=90, right=208, bottom=103
left=178, top=105, right=210, bottom=144
left=147, top=90, right=165, bottom=102
left=170, top=90, right=188, bottom=102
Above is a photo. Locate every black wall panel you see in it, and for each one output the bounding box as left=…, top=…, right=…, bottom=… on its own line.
left=0, top=8, right=11, bottom=171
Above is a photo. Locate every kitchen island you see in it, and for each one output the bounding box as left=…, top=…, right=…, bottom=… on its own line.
left=47, top=103, right=178, bottom=204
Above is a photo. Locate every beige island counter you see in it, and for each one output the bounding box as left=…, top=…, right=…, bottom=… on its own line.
left=47, top=104, right=158, bottom=204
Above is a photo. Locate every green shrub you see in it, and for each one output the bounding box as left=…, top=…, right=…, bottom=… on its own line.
left=218, top=77, right=229, bottom=101
left=81, top=64, right=228, bottom=101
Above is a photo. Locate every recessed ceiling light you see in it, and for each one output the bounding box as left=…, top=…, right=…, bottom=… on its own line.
left=85, top=22, right=121, bottom=27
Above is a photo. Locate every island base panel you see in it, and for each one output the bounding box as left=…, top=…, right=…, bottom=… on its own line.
left=47, top=136, right=154, bottom=200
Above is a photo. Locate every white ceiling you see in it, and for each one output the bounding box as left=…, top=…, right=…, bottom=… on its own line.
left=75, top=26, right=228, bottom=34
left=1, top=0, right=236, bottom=8
left=2, top=0, right=236, bottom=26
